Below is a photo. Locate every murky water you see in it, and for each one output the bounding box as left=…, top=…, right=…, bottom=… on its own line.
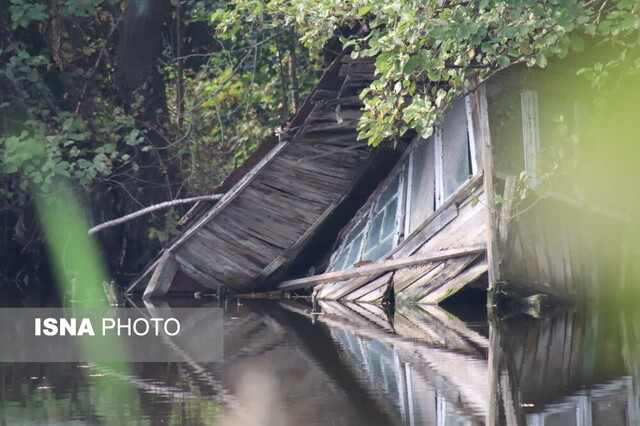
left=0, top=297, right=638, bottom=425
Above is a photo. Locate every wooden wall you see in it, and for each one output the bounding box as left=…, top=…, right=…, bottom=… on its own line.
left=498, top=193, right=626, bottom=301
left=315, top=175, right=488, bottom=304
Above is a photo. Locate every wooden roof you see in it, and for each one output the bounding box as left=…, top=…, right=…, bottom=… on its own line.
left=131, top=53, right=389, bottom=295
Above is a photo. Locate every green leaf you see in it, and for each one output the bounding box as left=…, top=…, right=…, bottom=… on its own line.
left=403, top=55, right=422, bottom=74
left=499, top=26, right=516, bottom=38
left=357, top=6, right=371, bottom=18
left=498, top=56, right=511, bottom=68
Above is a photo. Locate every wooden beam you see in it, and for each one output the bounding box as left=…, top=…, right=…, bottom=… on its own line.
left=278, top=244, right=486, bottom=290
left=468, top=78, right=500, bottom=296
left=143, top=252, right=179, bottom=299
left=498, top=174, right=516, bottom=246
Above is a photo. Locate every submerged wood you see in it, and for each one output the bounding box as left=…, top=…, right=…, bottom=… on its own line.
left=278, top=244, right=486, bottom=290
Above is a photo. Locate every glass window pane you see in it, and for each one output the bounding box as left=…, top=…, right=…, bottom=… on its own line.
left=377, top=173, right=400, bottom=209
left=441, top=97, right=471, bottom=198
left=408, top=138, right=435, bottom=234
left=367, top=211, right=384, bottom=247
left=487, top=81, right=524, bottom=175
left=381, top=197, right=398, bottom=238
left=343, top=235, right=363, bottom=269
left=363, top=237, right=394, bottom=262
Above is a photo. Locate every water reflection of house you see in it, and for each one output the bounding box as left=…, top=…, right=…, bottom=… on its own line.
left=129, top=48, right=632, bottom=306
left=79, top=300, right=640, bottom=425
left=278, top=301, right=640, bottom=426
left=302, top=301, right=490, bottom=425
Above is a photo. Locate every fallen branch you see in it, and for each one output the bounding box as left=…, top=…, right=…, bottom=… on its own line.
left=88, top=194, right=223, bottom=235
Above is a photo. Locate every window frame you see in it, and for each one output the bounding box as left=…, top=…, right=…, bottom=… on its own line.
left=329, top=93, right=481, bottom=272
left=404, top=95, right=478, bottom=238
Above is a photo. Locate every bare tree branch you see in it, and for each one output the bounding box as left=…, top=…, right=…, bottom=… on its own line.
left=88, top=194, right=223, bottom=235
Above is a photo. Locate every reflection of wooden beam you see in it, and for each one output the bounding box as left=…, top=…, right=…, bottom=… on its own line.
left=278, top=244, right=486, bottom=290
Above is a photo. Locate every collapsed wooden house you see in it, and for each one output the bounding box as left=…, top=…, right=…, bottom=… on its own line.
left=130, top=49, right=632, bottom=306
left=127, top=52, right=411, bottom=297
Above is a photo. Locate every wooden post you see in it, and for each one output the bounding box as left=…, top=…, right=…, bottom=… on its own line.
left=468, top=78, right=501, bottom=306
left=143, top=251, right=179, bottom=299
left=498, top=174, right=516, bottom=246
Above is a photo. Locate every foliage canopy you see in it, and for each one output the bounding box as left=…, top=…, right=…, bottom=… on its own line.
left=216, top=0, right=639, bottom=144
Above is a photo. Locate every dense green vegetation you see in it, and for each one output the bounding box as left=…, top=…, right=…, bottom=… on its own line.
left=0, top=0, right=320, bottom=288
left=1, top=0, right=638, bottom=290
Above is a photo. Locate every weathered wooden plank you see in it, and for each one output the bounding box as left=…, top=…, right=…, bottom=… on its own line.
left=420, top=260, right=488, bottom=304
left=521, top=90, right=541, bottom=186
left=171, top=142, right=289, bottom=251
left=200, top=216, right=282, bottom=256
left=340, top=55, right=376, bottom=64
left=321, top=274, right=380, bottom=300
left=337, top=95, right=364, bottom=106
left=314, top=281, right=341, bottom=299
left=201, top=222, right=282, bottom=262
left=343, top=272, right=393, bottom=302
left=298, top=119, right=359, bottom=135
left=266, top=159, right=357, bottom=190
left=498, top=175, right=516, bottom=246
left=279, top=147, right=367, bottom=169
left=143, top=252, right=179, bottom=299
left=292, top=131, right=360, bottom=145
left=401, top=197, right=487, bottom=263
left=182, top=227, right=270, bottom=277
left=238, top=187, right=324, bottom=224
left=391, top=173, right=484, bottom=258
left=280, top=141, right=368, bottom=164
left=256, top=173, right=349, bottom=205
left=392, top=263, right=443, bottom=293
left=354, top=274, right=394, bottom=302
left=278, top=244, right=486, bottom=290
left=398, top=254, right=480, bottom=302
left=216, top=211, right=297, bottom=250
left=179, top=237, right=259, bottom=280
left=307, top=106, right=363, bottom=123
left=258, top=178, right=346, bottom=209
left=254, top=201, right=342, bottom=283
left=392, top=204, right=459, bottom=258
left=468, top=79, right=499, bottom=293
left=276, top=156, right=362, bottom=181
left=174, top=253, right=227, bottom=290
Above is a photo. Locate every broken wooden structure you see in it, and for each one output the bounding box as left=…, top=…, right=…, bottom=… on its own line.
left=131, top=50, right=632, bottom=306
left=128, top=52, right=409, bottom=297
left=277, top=63, right=631, bottom=306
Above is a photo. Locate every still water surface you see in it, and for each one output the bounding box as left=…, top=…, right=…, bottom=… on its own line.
left=0, top=297, right=638, bottom=425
